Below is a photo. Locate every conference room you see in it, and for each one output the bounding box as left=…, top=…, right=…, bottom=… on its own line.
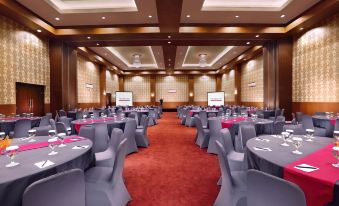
left=0, top=0, right=338, bottom=206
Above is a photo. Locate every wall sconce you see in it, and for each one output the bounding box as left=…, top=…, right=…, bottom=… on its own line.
left=189, top=92, right=194, bottom=97
left=151, top=93, right=155, bottom=97
left=234, top=89, right=238, bottom=95
left=103, top=91, right=106, bottom=95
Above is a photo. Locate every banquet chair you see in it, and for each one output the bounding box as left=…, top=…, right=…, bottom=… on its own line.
left=194, top=116, right=210, bottom=148
left=137, top=114, right=147, bottom=129
left=34, top=125, right=52, bottom=136
left=295, top=112, right=303, bottom=124
left=217, top=110, right=224, bottom=117
left=85, top=138, right=132, bottom=206
left=39, top=115, right=50, bottom=127
left=185, top=110, right=195, bottom=127
left=93, top=123, right=110, bottom=153
left=335, top=119, right=339, bottom=131
left=199, top=111, right=208, bottom=128
left=58, top=109, right=67, bottom=117
left=207, top=118, right=222, bottom=154
left=96, top=128, right=124, bottom=167
left=315, top=112, right=326, bottom=116
left=56, top=122, right=71, bottom=135
left=79, top=125, right=95, bottom=143
left=22, top=169, right=86, bottom=206
left=280, top=109, right=285, bottom=117
left=123, top=119, right=138, bottom=155
left=49, top=119, right=56, bottom=130
left=275, top=116, right=285, bottom=122
left=46, top=113, right=52, bottom=120
left=247, top=169, right=306, bottom=206
left=92, top=110, right=100, bottom=118
left=9, top=119, right=31, bottom=138
left=148, top=110, right=157, bottom=126
left=237, top=124, right=256, bottom=152
left=301, top=115, right=327, bottom=136
left=214, top=141, right=247, bottom=206
left=58, top=116, right=72, bottom=132
left=135, top=117, right=150, bottom=147
left=128, top=112, right=139, bottom=126
left=272, top=121, right=285, bottom=135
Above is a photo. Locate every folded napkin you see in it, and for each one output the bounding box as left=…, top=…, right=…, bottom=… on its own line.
left=35, top=160, right=54, bottom=169
left=253, top=147, right=272, bottom=151
left=294, top=164, right=319, bottom=173
left=72, top=145, right=89, bottom=150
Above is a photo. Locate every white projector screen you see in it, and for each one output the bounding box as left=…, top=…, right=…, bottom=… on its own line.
left=207, top=92, right=225, bottom=106
left=115, top=91, right=133, bottom=106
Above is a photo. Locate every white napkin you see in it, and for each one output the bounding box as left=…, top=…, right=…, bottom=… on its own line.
left=72, top=145, right=89, bottom=150
left=253, top=147, right=272, bottom=151
left=35, top=160, right=55, bottom=169
left=271, top=135, right=281, bottom=138
left=294, top=164, right=319, bottom=173
left=255, top=137, right=270, bottom=142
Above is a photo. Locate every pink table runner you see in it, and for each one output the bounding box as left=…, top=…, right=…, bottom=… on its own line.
left=221, top=117, right=247, bottom=128
left=284, top=143, right=339, bottom=206
left=74, top=118, right=114, bottom=133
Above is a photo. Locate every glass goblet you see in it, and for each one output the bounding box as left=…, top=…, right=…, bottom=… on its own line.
left=332, top=146, right=339, bottom=168
left=334, top=131, right=339, bottom=146
left=286, top=130, right=294, bottom=142
left=48, top=138, right=58, bottom=156
left=281, top=132, right=290, bottom=147
left=48, top=130, right=56, bottom=138
left=305, top=129, right=315, bottom=142
left=292, top=137, right=303, bottom=155
left=57, top=133, right=66, bottom=147
left=0, top=132, right=5, bottom=140
left=5, top=145, right=20, bottom=167
left=28, top=129, right=36, bottom=142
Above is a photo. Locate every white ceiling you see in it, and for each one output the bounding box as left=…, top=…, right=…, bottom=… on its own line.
left=202, top=0, right=292, bottom=11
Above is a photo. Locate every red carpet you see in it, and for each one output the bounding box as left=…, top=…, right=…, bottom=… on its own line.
left=124, top=112, right=220, bottom=206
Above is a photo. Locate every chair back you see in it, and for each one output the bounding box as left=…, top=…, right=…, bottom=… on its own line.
left=140, top=114, right=147, bottom=127
left=295, top=112, right=303, bottom=123
left=111, top=138, right=128, bottom=183
left=273, top=121, right=285, bottom=135
left=92, top=110, right=100, bottom=118
left=123, top=119, right=138, bottom=154
left=58, top=110, right=67, bottom=117
left=280, top=109, right=285, bottom=117
left=93, top=123, right=109, bottom=153
left=215, top=140, right=234, bottom=188
left=45, top=113, right=52, bottom=120
left=56, top=122, right=67, bottom=134
left=22, top=169, right=85, bottom=206
left=219, top=128, right=235, bottom=154
left=335, top=119, right=339, bottom=131
left=315, top=112, right=326, bottom=116
left=238, top=124, right=256, bottom=150
left=58, top=116, right=71, bottom=128
left=199, top=111, right=208, bottom=127
left=39, top=116, right=50, bottom=127
left=13, top=119, right=32, bottom=138
left=79, top=125, right=95, bottom=143
left=49, top=119, right=56, bottom=130
left=301, top=115, right=314, bottom=130
left=247, top=169, right=306, bottom=206
left=208, top=118, right=222, bottom=139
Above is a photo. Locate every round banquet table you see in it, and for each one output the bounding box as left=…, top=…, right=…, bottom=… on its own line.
left=0, top=117, right=41, bottom=135
left=256, top=109, right=276, bottom=119
left=189, top=110, right=219, bottom=116
left=71, top=117, right=127, bottom=137
left=312, top=115, right=337, bottom=137
left=123, top=110, right=150, bottom=122
left=0, top=135, right=93, bottom=206
left=246, top=135, right=339, bottom=205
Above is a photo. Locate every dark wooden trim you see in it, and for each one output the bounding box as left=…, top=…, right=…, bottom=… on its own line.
left=234, top=65, right=242, bottom=105
left=0, top=104, right=16, bottom=115
left=292, top=102, right=339, bottom=116
left=240, top=102, right=264, bottom=108
left=150, top=75, right=156, bottom=104
left=99, top=66, right=106, bottom=107
left=188, top=76, right=194, bottom=104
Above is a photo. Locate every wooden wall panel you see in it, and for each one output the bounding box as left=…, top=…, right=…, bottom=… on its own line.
left=188, top=76, right=194, bottom=104
left=292, top=102, right=339, bottom=115
left=194, top=75, right=216, bottom=102
left=241, top=102, right=264, bottom=108
left=0, top=104, right=16, bottom=115
left=99, top=66, right=106, bottom=107
left=150, top=74, right=156, bottom=104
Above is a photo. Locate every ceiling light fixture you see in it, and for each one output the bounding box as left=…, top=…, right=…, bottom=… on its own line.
left=235, top=15, right=239, bottom=18
left=199, top=54, right=207, bottom=68
left=280, top=14, right=286, bottom=18
left=168, top=35, right=171, bottom=39
left=101, top=16, right=106, bottom=20
left=96, top=43, right=100, bottom=46
left=186, top=14, right=191, bottom=18
left=148, top=15, right=153, bottom=18
left=37, top=29, right=42, bottom=33
left=246, top=42, right=250, bottom=45
left=300, top=27, right=304, bottom=30
left=168, top=41, right=171, bottom=44
left=132, top=54, right=141, bottom=68
left=87, top=36, right=91, bottom=39
left=55, top=17, right=60, bottom=21
left=255, top=35, right=260, bottom=38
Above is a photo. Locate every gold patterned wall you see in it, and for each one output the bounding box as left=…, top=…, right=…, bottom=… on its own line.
left=0, top=15, right=50, bottom=104
left=105, top=70, right=119, bottom=99
left=241, top=54, right=264, bottom=102
left=124, top=75, right=151, bottom=102
left=156, top=75, right=189, bottom=102
left=194, top=75, right=216, bottom=102
left=292, top=14, right=339, bottom=102
left=221, top=70, right=235, bottom=102
left=77, top=55, right=100, bottom=103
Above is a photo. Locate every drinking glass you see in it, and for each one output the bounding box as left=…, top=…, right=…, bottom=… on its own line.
left=27, top=129, right=36, bottom=142
left=281, top=132, right=290, bottom=147
left=305, top=129, right=315, bottom=142
left=48, top=138, right=58, bottom=155
left=57, top=133, right=66, bottom=147
left=286, top=129, right=294, bottom=142
left=0, top=132, right=5, bottom=140
left=48, top=130, right=56, bottom=138
left=334, top=131, right=339, bottom=146
left=332, top=147, right=339, bottom=168
left=292, top=137, right=303, bottom=154
left=5, top=145, right=20, bottom=167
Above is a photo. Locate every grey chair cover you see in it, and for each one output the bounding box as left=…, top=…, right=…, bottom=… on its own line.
left=58, top=116, right=72, bottom=131
left=302, top=115, right=327, bottom=136
left=128, top=112, right=139, bottom=126
left=273, top=121, right=285, bottom=135
left=10, top=119, right=31, bottom=138
left=207, top=118, right=222, bottom=154
left=220, top=129, right=244, bottom=171
left=92, top=110, right=100, bottom=118
left=237, top=124, right=256, bottom=152
left=199, top=111, right=208, bottom=127
left=137, top=114, right=147, bottom=129
left=135, top=117, right=150, bottom=147
left=45, top=113, right=52, bottom=120
left=195, top=116, right=210, bottom=148
left=49, top=119, right=56, bottom=130
left=295, top=112, right=303, bottom=124
left=148, top=110, right=158, bottom=126
left=123, top=119, right=138, bottom=155
left=335, top=119, right=339, bottom=131
left=34, top=125, right=53, bottom=136
left=280, top=109, right=285, bottom=117
left=22, top=169, right=86, bottom=206
left=79, top=125, right=95, bottom=143
left=85, top=138, right=132, bottom=206
left=93, top=123, right=110, bottom=153
left=185, top=110, right=195, bottom=127
left=96, top=128, right=124, bottom=167
left=315, top=112, right=326, bottom=116
left=247, top=169, right=306, bottom=206
left=39, top=115, right=50, bottom=127
left=214, top=141, right=247, bottom=206
left=59, top=110, right=67, bottom=117
left=56, top=122, right=70, bottom=135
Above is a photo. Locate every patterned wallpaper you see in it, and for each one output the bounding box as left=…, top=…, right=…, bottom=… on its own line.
left=0, top=15, right=50, bottom=104
left=221, top=70, right=235, bottom=102
left=77, top=55, right=100, bottom=103
left=194, top=75, right=216, bottom=102
left=241, top=55, right=264, bottom=102
left=105, top=70, right=119, bottom=99
left=156, top=75, right=188, bottom=102
left=292, top=14, right=339, bottom=102
left=124, top=75, right=151, bottom=102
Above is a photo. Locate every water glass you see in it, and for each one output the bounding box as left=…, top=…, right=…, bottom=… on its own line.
left=5, top=145, right=20, bottom=167
left=305, top=129, right=315, bottom=142
left=332, top=146, right=339, bottom=168
left=0, top=132, right=5, bottom=140
left=334, top=131, right=339, bottom=146
left=28, top=129, right=36, bottom=142
left=48, top=130, right=56, bottom=138
left=281, top=132, right=290, bottom=147
left=48, top=138, right=58, bottom=155
left=292, top=137, right=303, bottom=154
left=57, top=133, right=66, bottom=147
left=286, top=130, right=294, bottom=142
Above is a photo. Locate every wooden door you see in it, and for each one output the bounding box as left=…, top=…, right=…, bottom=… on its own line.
left=16, top=83, right=45, bottom=116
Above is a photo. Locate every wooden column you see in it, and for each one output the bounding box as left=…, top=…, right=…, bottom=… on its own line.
left=263, top=38, right=293, bottom=119
left=216, top=74, right=222, bottom=91
left=150, top=74, right=156, bottom=105
left=188, top=75, right=194, bottom=105
left=49, top=39, right=77, bottom=114
left=234, top=65, right=242, bottom=105
left=99, top=66, right=106, bottom=107
left=118, top=75, right=124, bottom=91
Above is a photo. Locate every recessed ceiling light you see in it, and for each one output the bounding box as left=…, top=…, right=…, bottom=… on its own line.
left=168, top=41, right=171, bottom=44
left=235, top=15, right=239, bottom=18
left=101, top=16, right=106, bottom=20
left=186, top=14, right=191, bottom=18
left=255, top=35, right=260, bottom=38
left=96, top=43, right=100, bottom=46
left=55, top=17, right=60, bottom=21
left=148, top=15, right=153, bottom=18
left=244, top=59, right=247, bottom=61
left=87, top=36, right=91, bottom=39
left=300, top=27, right=304, bottom=30
left=169, top=59, right=171, bottom=61
left=246, top=42, right=250, bottom=45
left=280, top=14, right=286, bottom=18
left=37, top=29, right=42, bottom=33
left=168, top=35, right=171, bottom=39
